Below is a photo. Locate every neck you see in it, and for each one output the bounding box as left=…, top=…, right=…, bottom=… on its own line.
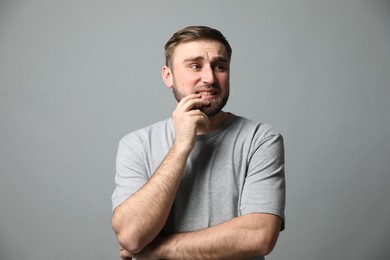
left=197, top=111, right=230, bottom=135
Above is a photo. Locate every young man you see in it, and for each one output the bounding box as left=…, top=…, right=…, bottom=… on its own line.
left=112, top=26, right=286, bottom=260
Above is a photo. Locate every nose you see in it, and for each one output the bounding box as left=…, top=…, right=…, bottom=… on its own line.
left=201, top=65, right=216, bottom=85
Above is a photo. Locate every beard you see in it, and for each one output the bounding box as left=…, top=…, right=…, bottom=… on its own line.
left=172, top=84, right=229, bottom=117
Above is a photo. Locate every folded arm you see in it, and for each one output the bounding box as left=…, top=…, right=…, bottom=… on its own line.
left=112, top=142, right=190, bottom=253
left=131, top=213, right=282, bottom=260
left=112, top=94, right=211, bottom=254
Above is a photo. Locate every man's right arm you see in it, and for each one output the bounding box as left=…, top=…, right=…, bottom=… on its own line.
left=112, top=141, right=190, bottom=253
left=112, top=94, right=210, bottom=254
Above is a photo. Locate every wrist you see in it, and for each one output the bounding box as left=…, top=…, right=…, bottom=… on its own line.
left=172, top=139, right=194, bottom=156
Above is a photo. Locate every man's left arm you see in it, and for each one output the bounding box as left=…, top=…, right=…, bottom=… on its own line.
left=129, top=212, right=281, bottom=260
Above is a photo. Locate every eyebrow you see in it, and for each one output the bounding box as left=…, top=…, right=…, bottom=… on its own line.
left=182, top=56, right=228, bottom=64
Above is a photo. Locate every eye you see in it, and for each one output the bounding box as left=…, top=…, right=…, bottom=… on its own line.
left=214, top=64, right=226, bottom=72
left=190, top=64, right=201, bottom=70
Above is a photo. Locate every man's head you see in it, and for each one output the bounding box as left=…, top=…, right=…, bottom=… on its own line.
left=162, top=26, right=232, bottom=117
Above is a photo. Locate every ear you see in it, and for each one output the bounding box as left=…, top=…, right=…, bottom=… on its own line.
left=162, top=66, right=173, bottom=89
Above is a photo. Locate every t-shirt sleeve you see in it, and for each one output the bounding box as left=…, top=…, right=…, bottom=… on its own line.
left=111, top=135, right=149, bottom=212
left=240, top=133, right=286, bottom=230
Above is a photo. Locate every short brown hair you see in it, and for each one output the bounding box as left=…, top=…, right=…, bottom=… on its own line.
left=164, top=25, right=232, bottom=68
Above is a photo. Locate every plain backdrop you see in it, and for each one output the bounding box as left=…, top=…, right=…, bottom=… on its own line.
left=1, top=0, right=389, bottom=259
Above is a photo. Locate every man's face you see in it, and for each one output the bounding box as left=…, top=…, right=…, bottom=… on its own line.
left=163, top=40, right=230, bottom=117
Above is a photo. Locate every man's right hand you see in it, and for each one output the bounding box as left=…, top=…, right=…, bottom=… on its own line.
left=171, top=94, right=210, bottom=151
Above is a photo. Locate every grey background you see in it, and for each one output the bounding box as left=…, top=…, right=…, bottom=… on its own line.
left=1, top=0, right=389, bottom=259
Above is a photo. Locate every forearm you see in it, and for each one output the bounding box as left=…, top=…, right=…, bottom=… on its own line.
left=112, top=143, right=191, bottom=253
left=145, top=213, right=281, bottom=259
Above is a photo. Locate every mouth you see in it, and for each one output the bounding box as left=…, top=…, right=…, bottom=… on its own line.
left=196, top=91, right=218, bottom=96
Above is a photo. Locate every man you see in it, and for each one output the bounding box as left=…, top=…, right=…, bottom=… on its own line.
left=112, top=25, right=285, bottom=260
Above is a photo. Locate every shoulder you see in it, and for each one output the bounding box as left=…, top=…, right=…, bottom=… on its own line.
left=119, top=118, right=173, bottom=147
left=228, top=114, right=282, bottom=142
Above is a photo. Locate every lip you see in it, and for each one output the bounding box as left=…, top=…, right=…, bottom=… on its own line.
left=197, top=91, right=217, bottom=99
left=196, top=90, right=218, bottom=97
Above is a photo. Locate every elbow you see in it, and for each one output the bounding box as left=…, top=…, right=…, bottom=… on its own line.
left=113, top=223, right=145, bottom=254
left=112, top=210, right=144, bottom=253
left=116, top=230, right=144, bottom=254
left=257, top=243, right=275, bottom=256
left=252, top=232, right=279, bottom=256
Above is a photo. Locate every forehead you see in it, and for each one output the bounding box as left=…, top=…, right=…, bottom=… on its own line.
left=172, top=40, right=228, bottom=63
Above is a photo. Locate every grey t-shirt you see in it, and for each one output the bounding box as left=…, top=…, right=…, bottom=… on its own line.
left=112, top=113, right=285, bottom=259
